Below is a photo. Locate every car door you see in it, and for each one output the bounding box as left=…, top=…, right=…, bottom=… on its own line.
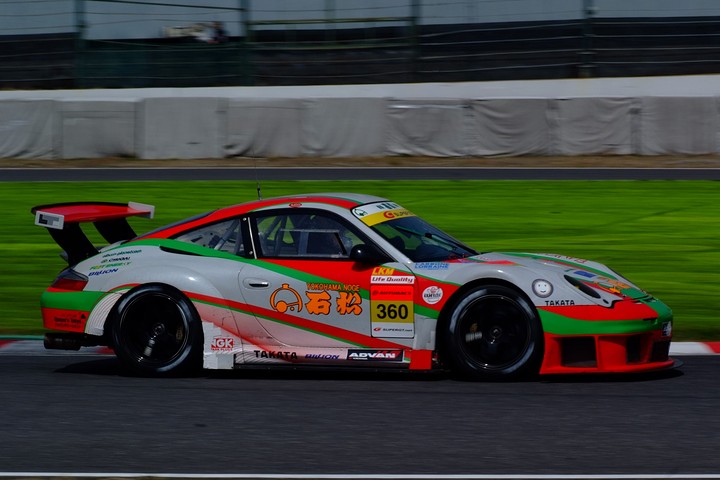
left=238, top=208, right=417, bottom=355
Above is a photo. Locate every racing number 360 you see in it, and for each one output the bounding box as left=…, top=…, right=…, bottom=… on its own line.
left=374, top=303, right=409, bottom=320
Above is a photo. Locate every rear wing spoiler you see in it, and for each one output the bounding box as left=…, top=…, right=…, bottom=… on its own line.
left=32, top=202, right=155, bottom=266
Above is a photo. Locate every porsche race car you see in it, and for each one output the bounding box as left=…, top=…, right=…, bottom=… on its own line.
left=33, top=193, right=676, bottom=379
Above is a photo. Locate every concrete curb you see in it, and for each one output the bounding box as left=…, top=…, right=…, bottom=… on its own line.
left=668, top=341, right=720, bottom=355
left=0, top=338, right=718, bottom=356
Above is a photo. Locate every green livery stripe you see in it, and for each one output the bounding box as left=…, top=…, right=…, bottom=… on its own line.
left=412, top=271, right=461, bottom=287
left=415, top=304, right=440, bottom=319
left=190, top=296, right=255, bottom=317
left=645, top=298, right=673, bottom=322
left=255, top=261, right=371, bottom=298
left=121, top=238, right=372, bottom=298
left=118, top=238, right=247, bottom=263
left=41, top=290, right=107, bottom=311
left=539, top=310, right=664, bottom=335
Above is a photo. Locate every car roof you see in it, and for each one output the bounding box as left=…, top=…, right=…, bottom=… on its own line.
left=141, top=193, right=389, bottom=239
left=227, top=192, right=388, bottom=213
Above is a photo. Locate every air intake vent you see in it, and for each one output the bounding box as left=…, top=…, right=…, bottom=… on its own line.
left=160, top=246, right=202, bottom=256
left=564, top=275, right=602, bottom=298
left=561, top=337, right=597, bottom=367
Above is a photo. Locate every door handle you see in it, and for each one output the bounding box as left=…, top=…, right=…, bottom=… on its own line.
left=244, top=278, right=269, bottom=288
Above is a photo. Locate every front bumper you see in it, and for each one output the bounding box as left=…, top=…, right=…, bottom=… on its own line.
left=540, top=329, right=675, bottom=374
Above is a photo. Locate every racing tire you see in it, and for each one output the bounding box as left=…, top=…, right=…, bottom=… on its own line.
left=442, top=285, right=543, bottom=380
left=110, top=284, right=203, bottom=376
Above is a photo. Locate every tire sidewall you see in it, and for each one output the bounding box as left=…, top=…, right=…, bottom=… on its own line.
left=110, top=284, right=202, bottom=375
left=443, top=284, right=543, bottom=380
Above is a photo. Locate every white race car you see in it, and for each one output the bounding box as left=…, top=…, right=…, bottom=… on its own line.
left=34, top=193, right=676, bottom=379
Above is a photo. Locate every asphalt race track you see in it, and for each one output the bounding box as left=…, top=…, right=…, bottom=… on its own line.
left=0, top=353, right=718, bottom=476
left=2, top=166, right=719, bottom=479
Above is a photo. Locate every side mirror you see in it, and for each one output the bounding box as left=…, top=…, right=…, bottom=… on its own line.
left=349, top=243, right=391, bottom=265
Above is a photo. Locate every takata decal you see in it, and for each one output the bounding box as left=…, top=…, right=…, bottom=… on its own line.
left=347, top=349, right=404, bottom=361
left=238, top=349, right=299, bottom=364
left=544, top=299, right=576, bottom=306
left=353, top=201, right=416, bottom=227
left=253, top=350, right=298, bottom=360
left=370, top=284, right=414, bottom=338
left=269, top=283, right=363, bottom=316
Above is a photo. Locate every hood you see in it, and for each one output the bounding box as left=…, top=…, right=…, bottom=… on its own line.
left=482, top=252, right=649, bottom=300
left=410, top=251, right=650, bottom=305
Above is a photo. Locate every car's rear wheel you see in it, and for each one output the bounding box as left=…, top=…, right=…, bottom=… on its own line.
left=443, top=285, right=543, bottom=380
left=110, top=284, right=202, bottom=376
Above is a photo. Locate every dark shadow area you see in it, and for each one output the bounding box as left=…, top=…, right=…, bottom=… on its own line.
left=54, top=356, right=125, bottom=376
left=53, top=355, right=683, bottom=383
left=539, top=364, right=685, bottom=384
left=4, top=16, right=720, bottom=89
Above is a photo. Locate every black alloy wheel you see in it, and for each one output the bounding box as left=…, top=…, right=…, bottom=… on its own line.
left=111, top=284, right=202, bottom=376
left=443, top=285, right=543, bottom=380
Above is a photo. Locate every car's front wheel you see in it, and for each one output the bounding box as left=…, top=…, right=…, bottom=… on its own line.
left=442, top=284, right=543, bottom=380
left=110, top=284, right=202, bottom=376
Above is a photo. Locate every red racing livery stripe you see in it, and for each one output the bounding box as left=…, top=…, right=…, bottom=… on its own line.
left=187, top=291, right=404, bottom=349
left=248, top=195, right=361, bottom=211
left=142, top=196, right=361, bottom=239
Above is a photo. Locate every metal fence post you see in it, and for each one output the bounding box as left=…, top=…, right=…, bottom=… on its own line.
left=240, top=0, right=253, bottom=85
left=580, top=0, right=596, bottom=78
left=410, top=0, right=420, bottom=81
left=74, top=0, right=86, bottom=87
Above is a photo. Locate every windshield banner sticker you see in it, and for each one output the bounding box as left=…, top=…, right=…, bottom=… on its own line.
left=353, top=202, right=416, bottom=226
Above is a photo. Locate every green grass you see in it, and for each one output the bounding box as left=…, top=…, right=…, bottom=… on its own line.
left=2, top=180, right=718, bottom=341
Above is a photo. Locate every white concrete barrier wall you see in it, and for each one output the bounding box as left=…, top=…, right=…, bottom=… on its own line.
left=60, top=100, right=136, bottom=158
left=2, top=77, right=720, bottom=160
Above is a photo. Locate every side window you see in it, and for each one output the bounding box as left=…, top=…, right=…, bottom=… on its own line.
left=174, top=219, right=245, bottom=255
left=254, top=211, right=363, bottom=259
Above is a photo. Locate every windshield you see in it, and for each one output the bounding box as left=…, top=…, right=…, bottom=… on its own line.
left=352, top=201, right=477, bottom=262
